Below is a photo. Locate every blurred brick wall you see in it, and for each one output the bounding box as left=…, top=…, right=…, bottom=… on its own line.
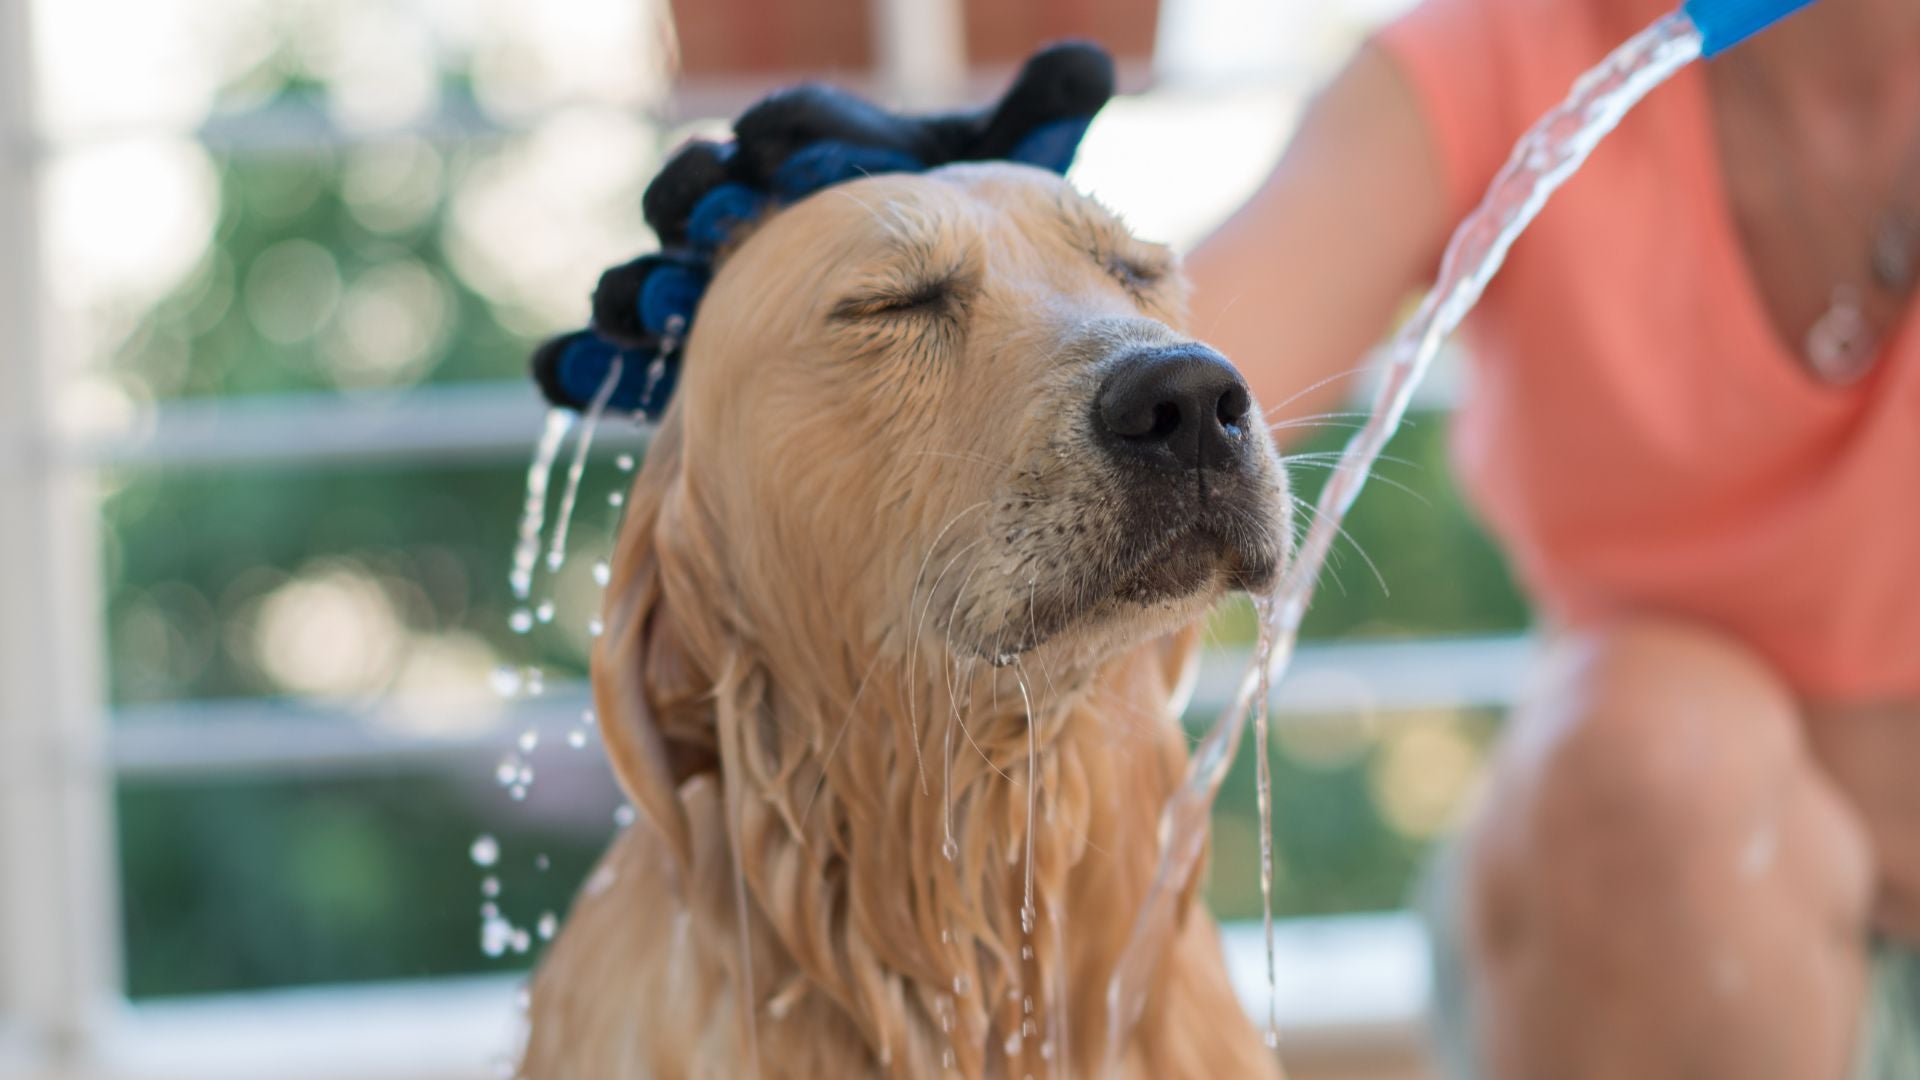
left=671, top=0, right=1159, bottom=77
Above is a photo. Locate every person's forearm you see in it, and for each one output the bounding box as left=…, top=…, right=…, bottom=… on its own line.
left=1184, top=43, right=1449, bottom=445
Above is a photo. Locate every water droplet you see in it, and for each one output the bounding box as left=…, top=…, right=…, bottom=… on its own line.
left=1023, top=996, right=1033, bottom=1016
left=480, top=901, right=498, bottom=919
left=509, top=608, right=534, bottom=634
left=534, top=853, right=550, bottom=872
left=494, top=756, right=520, bottom=787
left=535, top=600, right=555, bottom=623
left=1020, top=905, right=1034, bottom=934
left=1039, top=1040, right=1053, bottom=1061
left=585, top=864, right=617, bottom=896
left=470, top=834, right=500, bottom=867
left=1021, top=945, right=1033, bottom=961
left=608, top=490, right=625, bottom=507
left=489, top=666, right=522, bottom=698
left=952, top=975, right=970, bottom=995
left=580, top=709, right=595, bottom=726
left=942, top=1049, right=956, bottom=1069
left=524, top=668, right=546, bottom=696
left=940, top=928, right=951, bottom=944
left=614, top=804, right=635, bottom=827
left=537, top=911, right=558, bottom=940
left=481, top=914, right=513, bottom=957
left=1264, top=1030, right=1280, bottom=1049
left=592, top=560, right=611, bottom=586
left=510, top=410, right=575, bottom=602
left=567, top=729, right=587, bottom=749
left=615, top=453, right=635, bottom=472
left=1004, top=1032, right=1022, bottom=1056
left=518, top=729, right=538, bottom=753
left=481, top=875, right=500, bottom=898
left=587, top=617, right=605, bottom=638
left=510, top=929, right=531, bottom=954
left=509, top=784, right=527, bottom=801
left=941, top=838, right=959, bottom=861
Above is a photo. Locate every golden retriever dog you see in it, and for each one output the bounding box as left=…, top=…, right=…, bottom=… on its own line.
left=521, top=65, right=1290, bottom=1080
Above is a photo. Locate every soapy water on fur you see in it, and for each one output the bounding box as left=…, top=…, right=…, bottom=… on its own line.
left=1106, top=10, right=1707, bottom=1063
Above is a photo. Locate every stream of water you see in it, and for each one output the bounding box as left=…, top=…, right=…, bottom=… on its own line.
left=1104, top=10, right=1709, bottom=1063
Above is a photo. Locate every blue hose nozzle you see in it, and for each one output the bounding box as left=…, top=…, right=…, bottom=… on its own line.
left=1682, top=0, right=1821, bottom=57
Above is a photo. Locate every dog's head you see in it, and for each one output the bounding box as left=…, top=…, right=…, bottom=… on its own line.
left=676, top=163, right=1287, bottom=672
left=564, top=48, right=1289, bottom=878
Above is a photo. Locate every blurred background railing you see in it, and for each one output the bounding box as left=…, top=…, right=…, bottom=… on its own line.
left=0, top=0, right=1535, bottom=1077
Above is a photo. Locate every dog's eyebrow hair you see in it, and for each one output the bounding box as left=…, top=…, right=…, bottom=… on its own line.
left=1055, top=194, right=1149, bottom=264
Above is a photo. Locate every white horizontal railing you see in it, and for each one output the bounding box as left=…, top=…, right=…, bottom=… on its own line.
left=107, top=635, right=1532, bottom=779
left=59, top=384, right=649, bottom=471
left=59, top=352, right=1465, bottom=471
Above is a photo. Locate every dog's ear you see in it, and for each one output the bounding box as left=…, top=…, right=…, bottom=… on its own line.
left=591, top=409, right=716, bottom=872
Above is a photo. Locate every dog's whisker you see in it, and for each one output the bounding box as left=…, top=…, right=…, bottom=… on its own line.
left=798, top=647, right=890, bottom=832
left=1286, top=493, right=1388, bottom=596
left=1285, top=458, right=1431, bottom=507
left=1260, top=363, right=1375, bottom=418
left=909, top=449, right=1015, bottom=473
left=938, top=560, right=991, bottom=865
left=906, top=518, right=989, bottom=795
left=940, top=566, right=1015, bottom=785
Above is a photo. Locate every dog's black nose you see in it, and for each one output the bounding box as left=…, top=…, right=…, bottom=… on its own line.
left=1096, top=345, right=1253, bottom=471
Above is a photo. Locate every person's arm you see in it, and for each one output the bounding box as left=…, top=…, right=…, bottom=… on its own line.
left=1187, top=42, right=1452, bottom=438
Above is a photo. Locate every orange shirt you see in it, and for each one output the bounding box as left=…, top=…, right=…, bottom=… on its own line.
left=1376, top=0, right=1920, bottom=702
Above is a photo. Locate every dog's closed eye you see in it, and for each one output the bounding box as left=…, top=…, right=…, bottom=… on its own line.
left=1101, top=252, right=1166, bottom=295
left=831, top=275, right=967, bottom=322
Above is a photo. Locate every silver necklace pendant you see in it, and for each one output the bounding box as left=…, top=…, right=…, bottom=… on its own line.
left=1806, top=284, right=1876, bottom=384
left=1872, top=213, right=1916, bottom=293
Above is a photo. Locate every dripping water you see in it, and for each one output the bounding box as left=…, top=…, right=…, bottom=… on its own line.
left=544, top=358, right=626, bottom=574
left=941, top=689, right=959, bottom=863
left=510, top=410, right=575, bottom=600
left=1251, top=596, right=1279, bottom=1049
left=1105, top=11, right=1707, bottom=1065
left=1014, top=664, right=1038, bottom=939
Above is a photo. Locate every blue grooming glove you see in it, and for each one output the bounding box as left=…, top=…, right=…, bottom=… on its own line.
left=531, top=41, right=1117, bottom=419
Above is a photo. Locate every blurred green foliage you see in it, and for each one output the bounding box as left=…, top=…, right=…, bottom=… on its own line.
left=119, top=766, right=618, bottom=997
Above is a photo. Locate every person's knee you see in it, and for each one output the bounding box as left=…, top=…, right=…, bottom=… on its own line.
left=1447, top=618, right=1877, bottom=1079
left=1464, top=618, right=1869, bottom=958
